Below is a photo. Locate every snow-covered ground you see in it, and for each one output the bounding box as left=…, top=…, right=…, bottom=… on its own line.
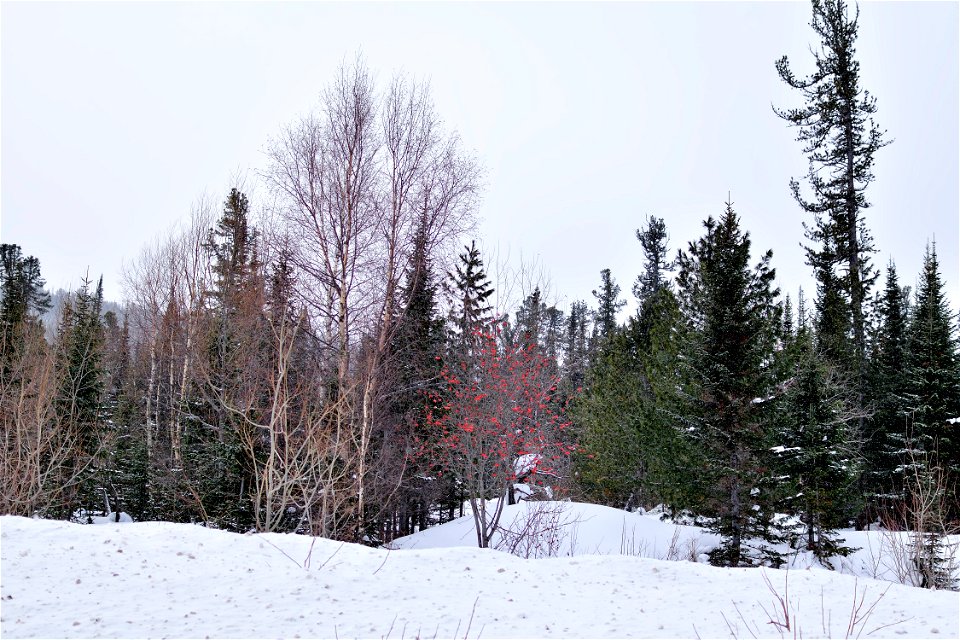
left=1, top=502, right=957, bottom=639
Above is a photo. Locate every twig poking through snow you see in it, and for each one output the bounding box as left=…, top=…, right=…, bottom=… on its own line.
left=463, top=595, right=479, bottom=640
left=845, top=579, right=892, bottom=639
left=319, top=541, right=345, bottom=571
left=373, top=546, right=392, bottom=575
left=732, top=600, right=760, bottom=639
left=383, top=612, right=397, bottom=639
left=255, top=535, right=304, bottom=569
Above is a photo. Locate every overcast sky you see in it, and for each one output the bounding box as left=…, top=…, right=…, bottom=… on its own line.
left=2, top=1, right=957, bottom=318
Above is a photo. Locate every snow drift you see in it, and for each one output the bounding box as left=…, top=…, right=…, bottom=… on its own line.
left=1, top=503, right=957, bottom=639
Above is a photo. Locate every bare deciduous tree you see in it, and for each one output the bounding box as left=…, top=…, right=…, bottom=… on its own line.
left=120, top=199, right=215, bottom=518
left=1, top=328, right=72, bottom=514
left=265, top=57, right=481, bottom=540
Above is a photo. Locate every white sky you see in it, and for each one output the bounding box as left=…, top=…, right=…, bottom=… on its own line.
left=2, top=1, right=957, bottom=318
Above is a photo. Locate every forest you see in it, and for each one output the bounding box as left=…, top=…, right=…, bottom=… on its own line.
left=1, top=0, right=957, bottom=588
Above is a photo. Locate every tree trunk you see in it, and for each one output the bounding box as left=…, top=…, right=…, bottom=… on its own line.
left=729, top=454, right=742, bottom=566
left=145, top=340, right=157, bottom=455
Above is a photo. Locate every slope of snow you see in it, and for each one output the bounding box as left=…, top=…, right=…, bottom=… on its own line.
left=394, top=501, right=960, bottom=586
left=2, top=510, right=957, bottom=639
left=389, top=501, right=719, bottom=560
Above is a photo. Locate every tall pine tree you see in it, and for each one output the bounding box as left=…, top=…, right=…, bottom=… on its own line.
left=775, top=0, right=889, bottom=400
left=590, top=268, right=625, bottom=354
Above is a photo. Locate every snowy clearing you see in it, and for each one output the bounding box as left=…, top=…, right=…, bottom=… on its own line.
left=1, top=503, right=957, bottom=639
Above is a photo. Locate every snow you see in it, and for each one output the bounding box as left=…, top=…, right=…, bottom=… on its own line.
left=390, top=501, right=718, bottom=559
left=513, top=453, right=541, bottom=477
left=81, top=511, right=134, bottom=525
left=1, top=504, right=957, bottom=639
left=770, top=445, right=801, bottom=454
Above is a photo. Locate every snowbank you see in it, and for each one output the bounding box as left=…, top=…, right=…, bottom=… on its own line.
left=1, top=511, right=956, bottom=638
left=389, top=500, right=719, bottom=560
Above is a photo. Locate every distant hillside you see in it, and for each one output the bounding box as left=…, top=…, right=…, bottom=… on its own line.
left=41, top=288, right=124, bottom=341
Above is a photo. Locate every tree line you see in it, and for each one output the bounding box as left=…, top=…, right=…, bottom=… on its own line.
left=1, top=0, right=956, bottom=584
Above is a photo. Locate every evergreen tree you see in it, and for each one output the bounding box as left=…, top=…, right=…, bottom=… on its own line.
left=590, top=268, right=625, bottom=350
left=887, top=245, right=960, bottom=584
left=903, top=244, right=960, bottom=479
left=385, top=223, right=449, bottom=534
left=776, top=323, right=861, bottom=563
left=0, top=244, right=51, bottom=363
left=514, top=287, right=546, bottom=352
left=563, top=301, right=590, bottom=394
left=441, top=241, right=495, bottom=520
left=780, top=294, right=794, bottom=343
left=576, top=285, right=697, bottom=511
left=633, top=216, right=675, bottom=352
left=775, top=0, right=889, bottom=380
left=676, top=202, right=782, bottom=566
left=104, top=311, right=152, bottom=521
left=542, top=304, right=565, bottom=372
left=189, top=187, right=264, bottom=530
left=577, top=217, right=699, bottom=512
left=54, top=275, right=107, bottom=516
left=863, top=261, right=911, bottom=513
left=448, top=241, right=494, bottom=359
left=266, top=249, right=297, bottom=326
left=206, top=189, right=260, bottom=314
left=574, top=328, right=647, bottom=507
left=635, top=285, right=703, bottom=511
left=813, top=255, right=854, bottom=368
left=632, top=215, right=672, bottom=304
left=56, top=276, right=106, bottom=436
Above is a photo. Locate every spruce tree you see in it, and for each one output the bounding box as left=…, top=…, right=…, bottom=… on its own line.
left=903, top=244, right=960, bottom=478
left=775, top=0, right=889, bottom=393
left=54, top=275, right=107, bottom=516
left=813, top=255, right=854, bottom=367
left=574, top=328, right=647, bottom=507
left=676, top=202, right=781, bottom=566
left=442, top=241, right=495, bottom=519
left=864, top=261, right=911, bottom=513
left=56, top=276, right=106, bottom=436
left=386, top=223, right=449, bottom=533
left=105, top=311, right=152, bottom=521
left=777, top=322, right=861, bottom=563
left=563, top=301, right=590, bottom=394
left=576, top=284, right=696, bottom=512
left=206, top=189, right=260, bottom=313
left=448, top=241, right=494, bottom=359
left=780, top=294, right=794, bottom=342
left=189, top=187, right=264, bottom=530
left=890, top=245, right=960, bottom=585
